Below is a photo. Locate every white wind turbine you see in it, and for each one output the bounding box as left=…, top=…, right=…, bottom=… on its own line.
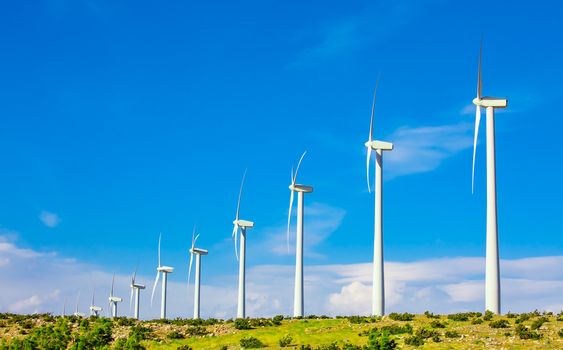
left=89, top=289, right=102, bottom=317
left=130, top=267, right=145, bottom=320
left=471, top=42, right=507, bottom=315
left=73, top=291, right=85, bottom=317
left=287, top=151, right=312, bottom=318
left=364, top=80, right=393, bottom=317
left=231, top=171, right=254, bottom=319
left=188, top=227, right=208, bottom=319
left=62, top=297, right=67, bottom=317
left=151, top=233, right=174, bottom=319
left=108, top=273, right=122, bottom=318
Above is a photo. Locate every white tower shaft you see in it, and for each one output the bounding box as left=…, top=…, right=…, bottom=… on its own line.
left=134, top=288, right=140, bottom=320
left=237, top=229, right=247, bottom=319
left=293, top=191, right=305, bottom=317
left=485, top=106, right=500, bottom=314
left=372, top=150, right=384, bottom=317
left=161, top=272, right=167, bottom=319
left=193, top=254, right=202, bottom=319
left=111, top=303, right=117, bottom=318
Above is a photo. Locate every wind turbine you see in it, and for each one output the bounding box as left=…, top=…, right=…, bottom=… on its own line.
left=73, top=291, right=85, bottom=317
left=62, top=297, right=67, bottom=317
left=287, top=151, right=312, bottom=318
left=187, top=227, right=208, bottom=319
left=231, top=171, right=254, bottom=319
left=151, top=233, right=174, bottom=319
left=108, top=273, right=123, bottom=318
left=471, top=42, right=507, bottom=315
left=130, top=267, right=145, bottom=320
left=89, top=289, right=102, bottom=317
left=364, top=80, right=393, bottom=317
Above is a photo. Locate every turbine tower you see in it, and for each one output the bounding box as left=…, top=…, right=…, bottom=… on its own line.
left=188, top=227, right=208, bottom=319
left=471, top=42, right=507, bottom=315
left=73, top=291, right=85, bottom=317
left=151, top=233, right=174, bottom=319
left=89, top=289, right=102, bottom=317
left=364, top=81, right=393, bottom=317
left=108, top=273, right=123, bottom=318
left=130, top=267, right=145, bottom=320
left=287, top=151, right=312, bottom=318
left=231, top=170, right=254, bottom=319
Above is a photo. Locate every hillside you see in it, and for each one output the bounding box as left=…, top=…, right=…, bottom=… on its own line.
left=1, top=311, right=562, bottom=349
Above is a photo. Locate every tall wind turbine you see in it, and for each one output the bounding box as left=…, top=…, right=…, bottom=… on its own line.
left=151, top=233, right=174, bottom=319
left=364, top=81, right=393, bottom=317
left=62, top=297, right=67, bottom=317
left=108, top=273, right=123, bottom=318
left=471, top=42, right=507, bottom=315
left=287, top=151, right=312, bottom=318
left=73, top=291, right=85, bottom=317
left=89, top=289, right=102, bottom=317
left=231, top=171, right=254, bottom=319
left=130, top=267, right=145, bottom=320
left=187, top=227, right=208, bottom=319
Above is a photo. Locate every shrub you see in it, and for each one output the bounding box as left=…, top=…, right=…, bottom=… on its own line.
left=483, top=310, right=494, bottom=321
left=445, top=330, right=460, bottom=338
left=176, top=346, right=192, bottom=350
left=240, top=336, right=265, bottom=348
left=300, top=346, right=312, bottom=350
left=220, top=346, right=228, bottom=350
left=431, top=334, right=441, bottom=342
left=348, top=316, right=379, bottom=324
left=558, top=329, right=563, bottom=338
left=415, top=328, right=439, bottom=339
left=272, top=315, right=284, bottom=326
left=506, top=312, right=517, bottom=318
left=167, top=330, right=184, bottom=339
left=234, top=318, right=252, bottom=330
left=514, top=324, right=542, bottom=340
left=360, top=324, right=412, bottom=337
left=430, top=320, right=446, bottom=328
left=471, top=318, right=484, bottom=325
left=404, top=334, right=424, bottom=346
left=531, top=316, right=548, bottom=330
left=447, top=313, right=469, bottom=321
left=129, top=325, right=153, bottom=340
left=185, top=326, right=208, bottom=336
left=388, top=312, right=414, bottom=321
left=515, top=313, right=533, bottom=324
left=366, top=331, right=397, bottom=350
left=424, top=311, right=439, bottom=319
left=489, top=319, right=510, bottom=328
left=279, top=334, right=293, bottom=347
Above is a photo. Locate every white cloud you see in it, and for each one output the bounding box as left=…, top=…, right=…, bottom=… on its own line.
left=384, top=122, right=473, bottom=178
left=39, top=211, right=61, bottom=228
left=1, top=235, right=561, bottom=318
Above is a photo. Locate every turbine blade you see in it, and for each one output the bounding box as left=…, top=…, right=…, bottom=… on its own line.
left=292, top=151, right=307, bottom=184
left=158, top=233, right=162, bottom=268
left=472, top=106, right=481, bottom=193
left=232, top=224, right=239, bottom=260
left=235, top=169, right=247, bottom=221
left=478, top=39, right=483, bottom=99
left=132, top=265, right=138, bottom=285
left=151, top=270, right=160, bottom=307
left=188, top=252, right=194, bottom=292
left=287, top=190, right=295, bottom=253
left=91, top=289, right=95, bottom=306
left=366, top=148, right=372, bottom=193
left=111, top=273, right=115, bottom=297
left=368, top=77, right=380, bottom=143
left=130, top=286, right=134, bottom=312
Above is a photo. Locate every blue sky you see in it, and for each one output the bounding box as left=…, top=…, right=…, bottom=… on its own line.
left=0, top=0, right=562, bottom=317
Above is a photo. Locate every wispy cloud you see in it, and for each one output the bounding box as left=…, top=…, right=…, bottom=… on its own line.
left=39, top=211, right=61, bottom=228
left=1, top=235, right=561, bottom=318
left=384, top=122, right=473, bottom=178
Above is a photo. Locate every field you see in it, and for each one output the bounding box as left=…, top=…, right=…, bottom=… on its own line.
left=1, top=312, right=562, bottom=349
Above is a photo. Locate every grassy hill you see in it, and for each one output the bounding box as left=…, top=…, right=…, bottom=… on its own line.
left=1, top=311, right=562, bottom=349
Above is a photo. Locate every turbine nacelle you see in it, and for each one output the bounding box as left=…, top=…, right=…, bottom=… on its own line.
left=472, top=97, right=508, bottom=108
left=288, top=184, right=313, bottom=193
left=109, top=297, right=122, bottom=303
left=73, top=312, right=85, bottom=317
left=233, top=219, right=254, bottom=229
left=190, top=247, right=209, bottom=256
left=90, top=306, right=102, bottom=312
left=131, top=283, right=146, bottom=289
left=158, top=266, right=174, bottom=273
left=366, top=140, right=394, bottom=151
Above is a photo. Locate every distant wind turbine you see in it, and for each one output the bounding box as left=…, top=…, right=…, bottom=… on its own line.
left=108, top=273, right=123, bottom=318
left=471, top=42, right=507, bottom=315
left=151, top=233, right=174, bottom=319
left=231, top=171, right=255, bottom=319
left=130, top=267, right=145, bottom=320
left=187, top=227, right=208, bottom=319
left=62, top=297, right=67, bottom=317
left=364, top=80, right=394, bottom=317
left=89, top=289, right=102, bottom=317
left=73, top=291, right=85, bottom=317
left=287, top=151, right=312, bottom=318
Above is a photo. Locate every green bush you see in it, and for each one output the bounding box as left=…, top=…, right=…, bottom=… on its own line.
left=424, top=311, right=440, bottom=319
left=240, top=336, right=265, bottom=348
left=388, top=312, right=414, bottom=321
left=234, top=318, right=253, bottom=330
left=404, top=334, right=424, bottom=346
left=176, top=346, right=192, bottom=350
left=515, top=313, right=533, bottom=324
left=300, top=345, right=312, bottom=350
left=489, top=319, right=510, bottom=328
left=272, top=315, right=284, bottom=326
left=348, top=316, right=379, bottom=324
left=514, top=324, right=542, bottom=340
left=167, top=330, right=184, bottom=339
left=430, top=320, right=446, bottom=328
left=471, top=318, right=484, bottom=324
left=531, top=316, right=548, bottom=330
left=506, top=312, right=517, bottom=318
left=558, top=329, right=563, bottom=338
left=360, top=324, right=412, bottom=336
left=279, top=334, right=293, bottom=347
left=185, top=326, right=208, bottom=336
left=483, top=310, right=494, bottom=321
left=448, top=312, right=480, bottom=322
left=415, top=328, right=439, bottom=339
left=366, top=331, right=397, bottom=350
left=445, top=330, right=460, bottom=338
